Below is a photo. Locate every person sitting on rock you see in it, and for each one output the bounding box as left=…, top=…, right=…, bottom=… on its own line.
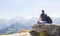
left=37, top=10, right=47, bottom=24
left=37, top=10, right=52, bottom=24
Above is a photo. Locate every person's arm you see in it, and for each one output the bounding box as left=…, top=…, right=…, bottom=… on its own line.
left=39, top=16, right=41, bottom=20
left=39, top=14, right=42, bottom=20
left=37, top=14, right=42, bottom=23
left=38, top=14, right=42, bottom=21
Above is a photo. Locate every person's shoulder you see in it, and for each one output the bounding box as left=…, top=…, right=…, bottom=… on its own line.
left=45, top=14, right=47, bottom=15
left=44, top=14, right=47, bottom=16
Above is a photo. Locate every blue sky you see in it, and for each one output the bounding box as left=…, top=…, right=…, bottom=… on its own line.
left=0, top=0, right=60, bottom=19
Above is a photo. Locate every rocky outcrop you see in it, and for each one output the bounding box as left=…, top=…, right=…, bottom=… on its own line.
left=30, top=23, right=60, bottom=36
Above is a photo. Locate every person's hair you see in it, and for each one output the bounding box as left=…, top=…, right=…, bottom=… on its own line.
left=42, top=10, right=44, bottom=12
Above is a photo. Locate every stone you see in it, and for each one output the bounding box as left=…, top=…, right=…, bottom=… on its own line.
left=31, top=23, right=60, bottom=36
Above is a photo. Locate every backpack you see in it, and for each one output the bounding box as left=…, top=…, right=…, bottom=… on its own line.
left=47, top=16, right=52, bottom=24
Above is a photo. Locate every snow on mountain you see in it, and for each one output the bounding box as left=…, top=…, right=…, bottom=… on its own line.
left=0, top=17, right=60, bottom=28
left=0, top=17, right=37, bottom=34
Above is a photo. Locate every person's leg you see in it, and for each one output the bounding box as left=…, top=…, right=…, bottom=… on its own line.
left=39, top=20, right=46, bottom=24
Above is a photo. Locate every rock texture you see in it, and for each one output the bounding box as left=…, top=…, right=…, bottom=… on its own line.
left=31, top=23, right=60, bottom=36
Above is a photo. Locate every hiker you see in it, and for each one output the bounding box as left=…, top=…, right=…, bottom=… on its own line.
left=37, top=10, right=47, bottom=24
left=37, top=10, right=52, bottom=24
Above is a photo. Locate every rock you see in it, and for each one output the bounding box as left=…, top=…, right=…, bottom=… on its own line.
left=30, top=31, right=40, bottom=36
left=31, top=23, right=60, bottom=36
left=30, top=30, right=50, bottom=36
left=53, top=26, right=60, bottom=36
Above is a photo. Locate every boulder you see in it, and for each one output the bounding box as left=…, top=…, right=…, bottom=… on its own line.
left=30, top=23, right=60, bottom=36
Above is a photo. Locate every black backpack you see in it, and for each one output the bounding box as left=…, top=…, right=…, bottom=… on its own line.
left=47, top=16, right=52, bottom=24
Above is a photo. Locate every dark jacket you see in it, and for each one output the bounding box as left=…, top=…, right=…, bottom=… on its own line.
left=41, top=14, right=47, bottom=21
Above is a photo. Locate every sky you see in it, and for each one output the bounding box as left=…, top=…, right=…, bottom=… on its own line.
left=0, top=0, right=60, bottom=19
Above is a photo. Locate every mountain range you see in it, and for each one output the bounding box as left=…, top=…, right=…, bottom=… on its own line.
left=0, top=17, right=60, bottom=34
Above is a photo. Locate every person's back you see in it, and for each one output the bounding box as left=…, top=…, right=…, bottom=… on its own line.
left=42, top=14, right=47, bottom=21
